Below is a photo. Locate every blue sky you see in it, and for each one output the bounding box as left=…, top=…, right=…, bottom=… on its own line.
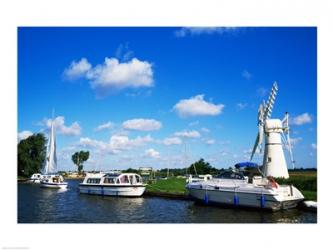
left=18, top=27, right=317, bottom=171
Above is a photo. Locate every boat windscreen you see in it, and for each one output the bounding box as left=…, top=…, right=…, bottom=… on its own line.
left=216, top=171, right=245, bottom=180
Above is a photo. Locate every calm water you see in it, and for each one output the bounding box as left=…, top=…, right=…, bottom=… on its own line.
left=18, top=180, right=316, bottom=223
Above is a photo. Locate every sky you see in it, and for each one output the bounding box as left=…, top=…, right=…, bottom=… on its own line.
left=18, top=27, right=317, bottom=171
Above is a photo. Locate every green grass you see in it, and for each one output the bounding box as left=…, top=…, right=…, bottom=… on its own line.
left=301, top=190, right=317, bottom=201
left=146, top=178, right=186, bottom=194
left=276, top=171, right=317, bottom=200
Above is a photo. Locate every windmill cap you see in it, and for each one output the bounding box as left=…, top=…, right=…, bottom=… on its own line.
left=265, top=119, right=283, bottom=129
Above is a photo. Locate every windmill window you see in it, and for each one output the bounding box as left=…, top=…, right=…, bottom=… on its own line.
left=268, top=157, right=272, bottom=162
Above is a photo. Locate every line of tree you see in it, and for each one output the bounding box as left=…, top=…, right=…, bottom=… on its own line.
left=156, top=158, right=223, bottom=177
left=18, top=133, right=46, bottom=177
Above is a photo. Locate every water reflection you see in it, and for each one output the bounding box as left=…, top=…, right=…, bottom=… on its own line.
left=18, top=180, right=317, bottom=223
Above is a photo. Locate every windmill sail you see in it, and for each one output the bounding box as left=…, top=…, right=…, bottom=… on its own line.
left=250, top=82, right=278, bottom=161
left=42, top=121, right=57, bottom=174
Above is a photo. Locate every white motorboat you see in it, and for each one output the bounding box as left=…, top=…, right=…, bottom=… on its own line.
left=40, top=116, right=68, bottom=189
left=40, top=174, right=68, bottom=189
left=186, top=169, right=304, bottom=211
left=79, top=172, right=146, bottom=197
left=186, top=82, right=304, bottom=211
left=27, top=173, right=43, bottom=184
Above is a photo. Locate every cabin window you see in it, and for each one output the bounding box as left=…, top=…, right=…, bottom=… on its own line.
left=104, top=178, right=116, bottom=184
left=116, top=179, right=120, bottom=184
left=87, top=178, right=101, bottom=184
left=120, top=175, right=130, bottom=184
left=135, top=175, right=140, bottom=183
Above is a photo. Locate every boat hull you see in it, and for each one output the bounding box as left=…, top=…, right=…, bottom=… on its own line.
left=79, top=184, right=146, bottom=197
left=27, top=179, right=41, bottom=184
left=187, top=186, right=303, bottom=211
left=40, top=182, right=68, bottom=189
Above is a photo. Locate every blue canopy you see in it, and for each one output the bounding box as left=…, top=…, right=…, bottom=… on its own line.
left=235, top=162, right=258, bottom=168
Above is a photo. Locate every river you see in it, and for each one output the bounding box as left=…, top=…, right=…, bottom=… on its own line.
left=18, top=179, right=316, bottom=223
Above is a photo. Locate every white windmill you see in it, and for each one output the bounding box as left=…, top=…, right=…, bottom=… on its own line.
left=250, top=82, right=295, bottom=179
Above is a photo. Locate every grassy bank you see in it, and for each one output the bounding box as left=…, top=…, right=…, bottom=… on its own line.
left=147, top=172, right=317, bottom=201
left=146, top=178, right=186, bottom=195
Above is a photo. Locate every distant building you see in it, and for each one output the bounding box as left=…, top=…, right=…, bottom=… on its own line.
left=139, top=167, right=155, bottom=181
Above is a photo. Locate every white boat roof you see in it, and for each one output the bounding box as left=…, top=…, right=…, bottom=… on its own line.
left=85, top=172, right=140, bottom=178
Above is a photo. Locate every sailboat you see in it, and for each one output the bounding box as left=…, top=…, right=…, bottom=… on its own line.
left=40, top=118, right=68, bottom=189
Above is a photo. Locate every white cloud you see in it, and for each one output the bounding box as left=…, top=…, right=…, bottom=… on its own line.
left=163, top=137, right=182, bottom=145
left=243, top=148, right=252, bottom=154
left=174, top=130, right=201, bottom=138
left=64, top=57, right=154, bottom=94
left=256, top=87, right=267, bottom=97
left=115, top=43, right=134, bottom=61
left=221, top=151, right=228, bottom=156
left=242, top=70, right=252, bottom=80
left=57, top=151, right=71, bottom=161
left=290, top=113, right=312, bottom=125
left=189, top=120, right=199, bottom=126
left=79, top=134, right=154, bottom=154
left=286, top=137, right=302, bottom=150
left=44, top=116, right=81, bottom=136
left=145, top=148, right=160, bottom=159
left=109, top=134, right=153, bottom=151
left=79, top=137, right=108, bottom=150
left=122, top=118, right=162, bottom=131
left=18, top=130, right=33, bottom=141
left=64, top=58, right=92, bottom=79
left=236, top=103, right=248, bottom=110
left=95, top=121, right=114, bottom=132
left=205, top=139, right=215, bottom=145
left=175, top=27, right=239, bottom=37
left=201, top=127, right=210, bottom=133
left=173, top=94, right=224, bottom=118
left=311, top=143, right=317, bottom=149
left=87, top=57, right=153, bottom=90
left=87, top=158, right=95, bottom=164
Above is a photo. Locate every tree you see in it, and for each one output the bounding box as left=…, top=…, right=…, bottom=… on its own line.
left=188, top=158, right=219, bottom=175
left=18, top=133, right=47, bottom=177
left=72, top=151, right=89, bottom=174
left=122, top=168, right=139, bottom=173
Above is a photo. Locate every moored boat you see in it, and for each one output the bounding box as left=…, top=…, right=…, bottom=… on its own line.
left=186, top=170, right=304, bottom=211
left=79, top=172, right=146, bottom=197
left=27, top=173, right=43, bottom=184
left=40, top=174, right=68, bottom=189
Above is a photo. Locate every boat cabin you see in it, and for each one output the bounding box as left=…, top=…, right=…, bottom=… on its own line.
left=41, top=174, right=65, bottom=183
left=83, top=173, right=143, bottom=185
